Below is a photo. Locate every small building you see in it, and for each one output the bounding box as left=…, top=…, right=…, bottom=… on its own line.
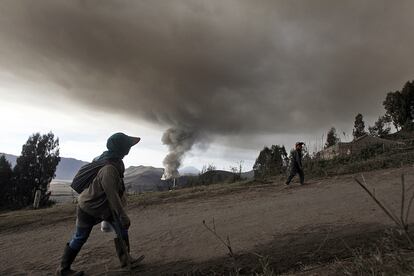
left=318, top=134, right=405, bottom=160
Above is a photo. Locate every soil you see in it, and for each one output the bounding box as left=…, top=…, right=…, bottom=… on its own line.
left=1, top=166, right=413, bottom=275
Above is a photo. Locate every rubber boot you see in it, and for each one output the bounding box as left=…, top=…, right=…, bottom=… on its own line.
left=114, top=237, right=145, bottom=268
left=114, top=237, right=129, bottom=267
left=56, top=243, right=84, bottom=276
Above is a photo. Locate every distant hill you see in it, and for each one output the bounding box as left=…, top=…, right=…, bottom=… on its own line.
left=55, top=157, right=88, bottom=180
left=193, top=169, right=254, bottom=186
left=199, top=170, right=234, bottom=184
left=241, top=170, right=254, bottom=180
left=0, top=153, right=17, bottom=167
left=1, top=153, right=88, bottom=180
left=124, top=166, right=203, bottom=192
left=124, top=165, right=168, bottom=193
left=124, top=167, right=254, bottom=192
left=179, top=166, right=200, bottom=175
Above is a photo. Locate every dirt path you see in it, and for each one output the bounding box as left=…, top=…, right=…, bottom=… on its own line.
left=1, top=166, right=413, bottom=275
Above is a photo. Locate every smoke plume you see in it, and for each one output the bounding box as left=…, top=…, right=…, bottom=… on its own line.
left=161, top=127, right=199, bottom=179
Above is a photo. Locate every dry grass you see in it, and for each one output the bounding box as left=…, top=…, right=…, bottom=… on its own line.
left=0, top=203, right=76, bottom=233
left=254, top=255, right=276, bottom=276
left=334, top=229, right=414, bottom=275
left=127, top=178, right=276, bottom=208
left=201, top=218, right=278, bottom=276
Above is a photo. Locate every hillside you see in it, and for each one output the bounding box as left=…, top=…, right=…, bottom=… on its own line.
left=0, top=153, right=17, bottom=167
left=385, top=128, right=414, bottom=142
left=123, top=166, right=201, bottom=192
left=124, top=166, right=166, bottom=193
left=1, top=166, right=413, bottom=275
left=179, top=166, right=200, bottom=175
left=55, top=157, right=88, bottom=180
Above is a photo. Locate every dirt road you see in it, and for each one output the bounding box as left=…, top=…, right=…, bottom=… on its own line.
left=1, top=166, right=413, bottom=275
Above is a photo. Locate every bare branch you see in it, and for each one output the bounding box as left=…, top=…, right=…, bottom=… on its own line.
left=202, top=219, right=235, bottom=258
left=355, top=175, right=414, bottom=249
left=405, top=192, right=414, bottom=228
left=355, top=177, right=401, bottom=227
left=401, top=174, right=406, bottom=227
left=202, top=219, right=239, bottom=274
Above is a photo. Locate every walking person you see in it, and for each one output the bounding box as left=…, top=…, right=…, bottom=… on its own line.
left=56, top=133, right=142, bottom=276
left=285, top=142, right=305, bottom=185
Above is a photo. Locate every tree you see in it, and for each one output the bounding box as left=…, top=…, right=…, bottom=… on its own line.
left=383, top=80, right=414, bottom=130
left=253, top=145, right=288, bottom=180
left=229, top=166, right=239, bottom=182
left=368, top=115, right=392, bottom=138
left=353, top=113, right=366, bottom=140
left=325, top=127, right=340, bottom=148
left=14, top=132, right=60, bottom=207
left=200, top=163, right=216, bottom=175
left=0, top=155, right=14, bottom=208
left=229, top=160, right=244, bottom=182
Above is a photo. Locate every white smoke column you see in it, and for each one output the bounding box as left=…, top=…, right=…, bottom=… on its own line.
left=161, top=127, right=198, bottom=179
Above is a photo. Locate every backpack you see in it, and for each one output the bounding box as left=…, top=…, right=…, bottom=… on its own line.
left=70, top=160, right=108, bottom=194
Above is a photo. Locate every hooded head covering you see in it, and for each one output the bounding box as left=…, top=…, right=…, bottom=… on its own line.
left=95, top=133, right=140, bottom=161
left=295, top=142, right=304, bottom=147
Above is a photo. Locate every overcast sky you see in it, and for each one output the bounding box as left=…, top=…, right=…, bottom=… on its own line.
left=1, top=1, right=413, bottom=171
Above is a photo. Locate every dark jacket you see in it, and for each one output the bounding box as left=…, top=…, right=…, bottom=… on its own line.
left=290, top=149, right=303, bottom=171
left=78, top=164, right=129, bottom=228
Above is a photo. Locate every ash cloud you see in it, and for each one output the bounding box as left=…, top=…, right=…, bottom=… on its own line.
left=161, top=127, right=200, bottom=179
left=1, top=1, right=414, bottom=166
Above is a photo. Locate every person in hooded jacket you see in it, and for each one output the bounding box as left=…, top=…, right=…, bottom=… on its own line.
left=285, top=142, right=305, bottom=186
left=56, top=133, right=141, bottom=276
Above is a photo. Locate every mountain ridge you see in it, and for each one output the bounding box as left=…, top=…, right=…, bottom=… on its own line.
left=1, top=152, right=88, bottom=181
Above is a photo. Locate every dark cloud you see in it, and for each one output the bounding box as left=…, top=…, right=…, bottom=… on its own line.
left=1, top=1, right=414, bottom=163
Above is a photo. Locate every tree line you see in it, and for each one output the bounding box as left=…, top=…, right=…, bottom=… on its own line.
left=0, top=132, right=60, bottom=210
left=253, top=80, right=414, bottom=180
left=326, top=80, right=414, bottom=148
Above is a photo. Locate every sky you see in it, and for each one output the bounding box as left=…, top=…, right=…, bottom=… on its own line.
left=1, top=1, right=414, bottom=171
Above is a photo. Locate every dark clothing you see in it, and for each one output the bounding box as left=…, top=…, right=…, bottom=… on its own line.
left=78, top=165, right=129, bottom=228
left=71, top=158, right=124, bottom=194
left=286, top=149, right=304, bottom=185
left=69, top=207, right=128, bottom=252
left=70, top=164, right=130, bottom=251
left=57, top=243, right=83, bottom=275
left=59, top=132, right=139, bottom=273
left=286, top=166, right=305, bottom=185
left=98, top=132, right=140, bottom=160
left=291, top=149, right=303, bottom=170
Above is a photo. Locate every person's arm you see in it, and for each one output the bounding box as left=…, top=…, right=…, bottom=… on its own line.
left=121, top=192, right=128, bottom=207
left=100, top=165, right=130, bottom=228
